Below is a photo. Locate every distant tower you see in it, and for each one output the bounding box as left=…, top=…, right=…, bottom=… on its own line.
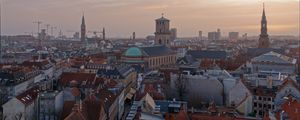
left=102, top=28, right=105, bottom=40
left=258, top=3, right=270, bottom=48
left=132, top=32, right=136, bottom=40
left=199, top=31, right=203, bottom=40
left=170, top=28, right=177, bottom=41
left=217, top=28, right=221, bottom=40
left=155, top=14, right=171, bottom=46
left=81, top=14, right=86, bottom=42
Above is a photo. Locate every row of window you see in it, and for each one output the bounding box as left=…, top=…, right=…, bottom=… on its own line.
left=254, top=96, right=274, bottom=102
left=253, top=102, right=274, bottom=109
left=148, top=56, right=175, bottom=67
left=158, top=39, right=169, bottom=44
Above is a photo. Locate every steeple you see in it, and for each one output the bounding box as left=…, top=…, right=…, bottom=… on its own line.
left=262, top=3, right=266, bottom=21
left=81, top=13, right=85, bottom=26
left=258, top=3, right=270, bottom=48
left=81, top=13, right=86, bottom=42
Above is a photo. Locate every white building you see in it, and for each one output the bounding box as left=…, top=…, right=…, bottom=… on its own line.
left=2, top=87, right=39, bottom=120
left=250, top=51, right=297, bottom=74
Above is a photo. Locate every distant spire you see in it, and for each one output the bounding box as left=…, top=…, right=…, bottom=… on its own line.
left=81, top=13, right=85, bottom=26
left=262, top=2, right=266, bottom=21
left=258, top=2, right=270, bottom=48
left=161, top=13, right=164, bottom=18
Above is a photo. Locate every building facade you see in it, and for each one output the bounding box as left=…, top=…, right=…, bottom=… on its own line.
left=154, top=15, right=171, bottom=46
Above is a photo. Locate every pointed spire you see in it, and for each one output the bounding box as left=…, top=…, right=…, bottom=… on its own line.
left=262, top=3, right=266, bottom=21
left=81, top=12, right=85, bottom=26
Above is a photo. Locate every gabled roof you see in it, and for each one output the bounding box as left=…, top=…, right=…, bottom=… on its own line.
left=177, top=55, right=197, bottom=65
left=246, top=48, right=285, bottom=58
left=61, top=95, right=105, bottom=120
left=59, top=72, right=96, bottom=87
left=186, top=50, right=227, bottom=60
left=278, top=77, right=300, bottom=92
left=252, top=51, right=296, bottom=64
left=15, top=86, right=39, bottom=106
left=97, top=65, right=134, bottom=79
left=140, top=45, right=174, bottom=57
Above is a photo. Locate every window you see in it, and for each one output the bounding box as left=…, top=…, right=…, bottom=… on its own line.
left=259, top=104, right=262, bottom=108
left=268, top=104, right=271, bottom=109
left=254, top=102, right=257, bottom=107
left=259, top=111, right=262, bottom=115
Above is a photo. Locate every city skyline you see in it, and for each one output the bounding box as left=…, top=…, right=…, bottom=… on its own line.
left=1, top=0, right=299, bottom=37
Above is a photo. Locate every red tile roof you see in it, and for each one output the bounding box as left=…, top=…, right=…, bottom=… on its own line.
left=59, top=72, right=96, bottom=87
left=15, top=86, right=39, bottom=106
left=175, top=109, right=190, bottom=120
left=276, top=97, right=300, bottom=120
left=61, top=101, right=76, bottom=120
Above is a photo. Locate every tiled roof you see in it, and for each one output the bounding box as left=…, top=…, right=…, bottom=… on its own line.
left=252, top=51, right=296, bottom=64
left=61, top=96, right=105, bottom=120
left=276, top=97, right=300, bottom=120
left=61, top=101, right=76, bottom=120
left=175, top=109, right=190, bottom=120
left=186, top=50, right=227, bottom=60
left=278, top=77, right=300, bottom=92
left=246, top=48, right=285, bottom=58
left=59, top=72, right=96, bottom=87
left=140, top=45, right=174, bottom=57
left=15, top=86, right=39, bottom=106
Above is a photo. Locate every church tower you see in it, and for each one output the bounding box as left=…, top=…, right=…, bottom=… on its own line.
left=81, top=14, right=86, bottom=42
left=258, top=3, right=270, bottom=48
left=155, top=14, right=171, bottom=46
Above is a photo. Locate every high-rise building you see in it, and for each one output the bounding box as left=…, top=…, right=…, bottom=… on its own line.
left=170, top=28, right=177, bottom=41
left=81, top=14, right=86, bottom=42
left=228, top=32, right=239, bottom=41
left=154, top=14, right=171, bottom=46
left=132, top=32, right=136, bottom=40
left=208, top=29, right=221, bottom=41
left=199, top=31, right=203, bottom=40
left=258, top=3, right=270, bottom=48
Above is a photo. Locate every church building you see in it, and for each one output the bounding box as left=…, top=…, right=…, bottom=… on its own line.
left=122, top=15, right=177, bottom=70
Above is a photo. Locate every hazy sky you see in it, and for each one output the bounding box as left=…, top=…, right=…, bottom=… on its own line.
left=1, top=0, right=299, bottom=38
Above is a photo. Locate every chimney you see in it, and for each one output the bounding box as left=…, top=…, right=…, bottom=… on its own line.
left=267, top=76, right=272, bottom=89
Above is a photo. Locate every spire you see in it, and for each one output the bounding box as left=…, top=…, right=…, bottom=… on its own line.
left=262, top=3, right=266, bottom=21
left=258, top=2, right=270, bottom=48
left=81, top=13, right=85, bottom=26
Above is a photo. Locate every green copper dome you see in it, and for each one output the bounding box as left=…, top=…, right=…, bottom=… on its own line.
left=125, top=47, right=143, bottom=57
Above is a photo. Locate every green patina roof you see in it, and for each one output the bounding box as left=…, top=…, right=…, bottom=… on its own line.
left=124, top=47, right=143, bottom=57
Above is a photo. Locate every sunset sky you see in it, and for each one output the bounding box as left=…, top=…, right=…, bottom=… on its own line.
left=1, top=0, right=299, bottom=37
